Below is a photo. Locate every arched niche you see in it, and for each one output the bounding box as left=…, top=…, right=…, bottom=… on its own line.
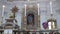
left=27, top=13, right=34, bottom=25
left=22, top=5, right=40, bottom=30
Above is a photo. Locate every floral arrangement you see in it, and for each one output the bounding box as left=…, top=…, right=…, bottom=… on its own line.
left=42, top=22, right=48, bottom=29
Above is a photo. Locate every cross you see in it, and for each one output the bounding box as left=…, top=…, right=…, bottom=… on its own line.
left=11, top=6, right=19, bottom=13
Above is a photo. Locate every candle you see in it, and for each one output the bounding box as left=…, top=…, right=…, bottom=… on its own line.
left=2, top=5, right=5, bottom=17
left=24, top=4, right=27, bottom=16
left=50, top=1, right=53, bottom=14
left=38, top=4, right=39, bottom=15
left=37, top=4, right=39, bottom=15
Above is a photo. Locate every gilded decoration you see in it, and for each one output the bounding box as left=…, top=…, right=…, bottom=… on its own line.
left=47, top=18, right=57, bottom=29
left=22, top=5, right=40, bottom=30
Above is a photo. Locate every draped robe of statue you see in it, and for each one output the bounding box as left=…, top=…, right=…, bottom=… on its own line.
left=27, top=14, right=34, bottom=25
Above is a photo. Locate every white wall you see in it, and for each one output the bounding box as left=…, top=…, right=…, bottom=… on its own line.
left=0, top=0, right=60, bottom=30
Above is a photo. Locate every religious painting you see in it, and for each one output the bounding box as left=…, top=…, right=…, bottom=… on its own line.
left=27, top=13, right=34, bottom=25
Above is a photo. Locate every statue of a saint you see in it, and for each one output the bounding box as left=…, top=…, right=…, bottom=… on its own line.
left=27, top=14, right=34, bottom=25
left=28, top=15, right=33, bottom=23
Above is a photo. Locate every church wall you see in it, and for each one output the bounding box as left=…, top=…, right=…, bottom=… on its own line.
left=0, top=0, right=60, bottom=31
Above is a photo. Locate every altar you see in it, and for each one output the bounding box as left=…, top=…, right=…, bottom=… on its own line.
left=0, top=0, right=59, bottom=34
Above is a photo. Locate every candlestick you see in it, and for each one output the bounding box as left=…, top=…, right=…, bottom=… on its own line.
left=24, top=4, right=27, bottom=16
left=2, top=5, right=5, bottom=23
left=37, top=4, right=39, bottom=15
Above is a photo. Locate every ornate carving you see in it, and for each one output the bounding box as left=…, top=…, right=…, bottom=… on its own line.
left=0, top=18, right=19, bottom=29
left=22, top=5, right=40, bottom=31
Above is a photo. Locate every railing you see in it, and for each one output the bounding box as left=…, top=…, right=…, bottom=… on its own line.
left=0, top=29, right=59, bottom=34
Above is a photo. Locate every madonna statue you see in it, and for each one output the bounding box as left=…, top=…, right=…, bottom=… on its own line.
left=27, top=14, right=34, bottom=25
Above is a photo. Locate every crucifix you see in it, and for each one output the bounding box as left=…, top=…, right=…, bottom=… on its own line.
left=11, top=6, right=19, bottom=19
